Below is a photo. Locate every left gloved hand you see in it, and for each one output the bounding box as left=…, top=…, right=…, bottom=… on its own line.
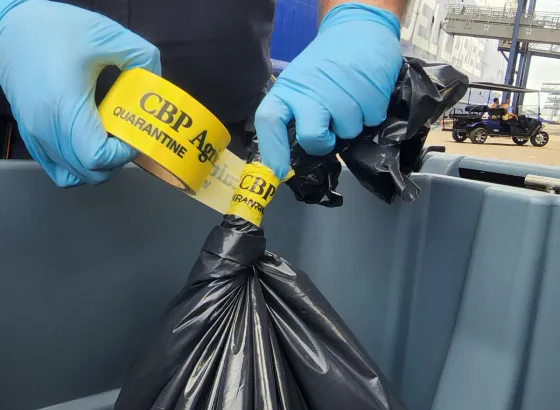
left=0, top=0, right=161, bottom=187
left=254, top=3, right=402, bottom=179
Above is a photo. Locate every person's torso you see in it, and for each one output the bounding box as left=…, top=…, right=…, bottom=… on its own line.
left=1, top=0, right=275, bottom=125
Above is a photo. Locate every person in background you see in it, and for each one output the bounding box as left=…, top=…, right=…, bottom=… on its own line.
left=0, top=0, right=405, bottom=186
left=486, top=97, right=500, bottom=119
left=500, top=97, right=518, bottom=121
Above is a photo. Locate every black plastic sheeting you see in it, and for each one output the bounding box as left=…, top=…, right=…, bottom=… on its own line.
left=115, top=216, right=404, bottom=410
left=286, top=57, right=468, bottom=205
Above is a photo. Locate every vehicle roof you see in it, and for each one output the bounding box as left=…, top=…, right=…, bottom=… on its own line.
left=469, top=82, right=539, bottom=93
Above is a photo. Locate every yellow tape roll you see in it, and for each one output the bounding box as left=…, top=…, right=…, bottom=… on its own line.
left=98, top=68, right=231, bottom=195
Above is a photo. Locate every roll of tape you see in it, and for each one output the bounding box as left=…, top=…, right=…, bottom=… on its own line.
left=98, top=68, right=231, bottom=195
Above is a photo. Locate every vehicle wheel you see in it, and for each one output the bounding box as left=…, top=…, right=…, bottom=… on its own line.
left=452, top=132, right=467, bottom=142
left=512, top=137, right=529, bottom=145
left=530, top=131, right=549, bottom=147
left=469, top=127, right=488, bottom=144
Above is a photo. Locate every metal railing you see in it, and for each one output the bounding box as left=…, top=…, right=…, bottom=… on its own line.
left=499, top=40, right=560, bottom=57
left=519, top=104, right=559, bottom=118
left=518, top=105, right=540, bottom=116
left=544, top=103, right=560, bottom=111
left=444, top=5, right=560, bottom=31
left=546, top=95, right=560, bottom=103
left=542, top=83, right=560, bottom=93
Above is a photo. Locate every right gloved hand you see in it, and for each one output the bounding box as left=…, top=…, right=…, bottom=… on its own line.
left=254, top=4, right=402, bottom=180
left=0, top=0, right=161, bottom=187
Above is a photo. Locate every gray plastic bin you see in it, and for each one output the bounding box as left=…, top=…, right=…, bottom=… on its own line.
left=422, top=151, right=560, bottom=180
left=1, top=156, right=559, bottom=410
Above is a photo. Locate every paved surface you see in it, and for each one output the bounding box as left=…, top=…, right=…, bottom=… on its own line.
left=426, top=124, right=560, bottom=167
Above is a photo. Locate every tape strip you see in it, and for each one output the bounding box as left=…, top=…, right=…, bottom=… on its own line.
left=190, top=150, right=246, bottom=214
left=226, top=163, right=286, bottom=226
left=98, top=69, right=290, bottom=217
left=98, top=68, right=231, bottom=195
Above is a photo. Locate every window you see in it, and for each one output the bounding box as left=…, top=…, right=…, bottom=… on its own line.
left=476, top=48, right=484, bottom=70
left=418, top=25, right=428, bottom=39
left=431, top=26, right=441, bottom=45
left=403, top=0, right=416, bottom=28
left=415, top=3, right=434, bottom=40
left=431, top=4, right=441, bottom=45
left=445, top=36, right=454, bottom=53
left=422, top=4, right=432, bottom=18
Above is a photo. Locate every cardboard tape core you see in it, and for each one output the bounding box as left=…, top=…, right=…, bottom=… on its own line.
left=98, top=68, right=231, bottom=195
left=133, top=154, right=187, bottom=191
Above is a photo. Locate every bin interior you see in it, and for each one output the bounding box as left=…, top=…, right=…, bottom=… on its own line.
left=0, top=158, right=559, bottom=410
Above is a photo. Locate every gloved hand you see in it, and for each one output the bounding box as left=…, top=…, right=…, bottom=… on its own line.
left=0, top=0, right=161, bottom=187
left=254, top=3, right=402, bottom=179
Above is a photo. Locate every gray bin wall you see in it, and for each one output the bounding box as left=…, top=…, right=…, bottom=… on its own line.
left=422, top=152, right=560, bottom=179
left=1, top=158, right=559, bottom=410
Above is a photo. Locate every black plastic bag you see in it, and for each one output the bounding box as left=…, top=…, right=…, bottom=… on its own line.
left=285, top=57, right=468, bottom=205
left=114, top=216, right=403, bottom=410
left=114, top=57, right=466, bottom=410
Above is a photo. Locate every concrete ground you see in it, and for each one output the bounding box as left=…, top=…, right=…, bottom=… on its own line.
left=426, top=124, right=560, bottom=167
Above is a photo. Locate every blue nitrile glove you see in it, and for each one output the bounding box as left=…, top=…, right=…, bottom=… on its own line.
left=0, top=0, right=161, bottom=187
left=254, top=3, right=402, bottom=179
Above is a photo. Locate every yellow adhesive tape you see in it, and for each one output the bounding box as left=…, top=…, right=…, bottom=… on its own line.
left=226, top=163, right=282, bottom=226
left=98, top=68, right=231, bottom=195
left=192, top=149, right=246, bottom=214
